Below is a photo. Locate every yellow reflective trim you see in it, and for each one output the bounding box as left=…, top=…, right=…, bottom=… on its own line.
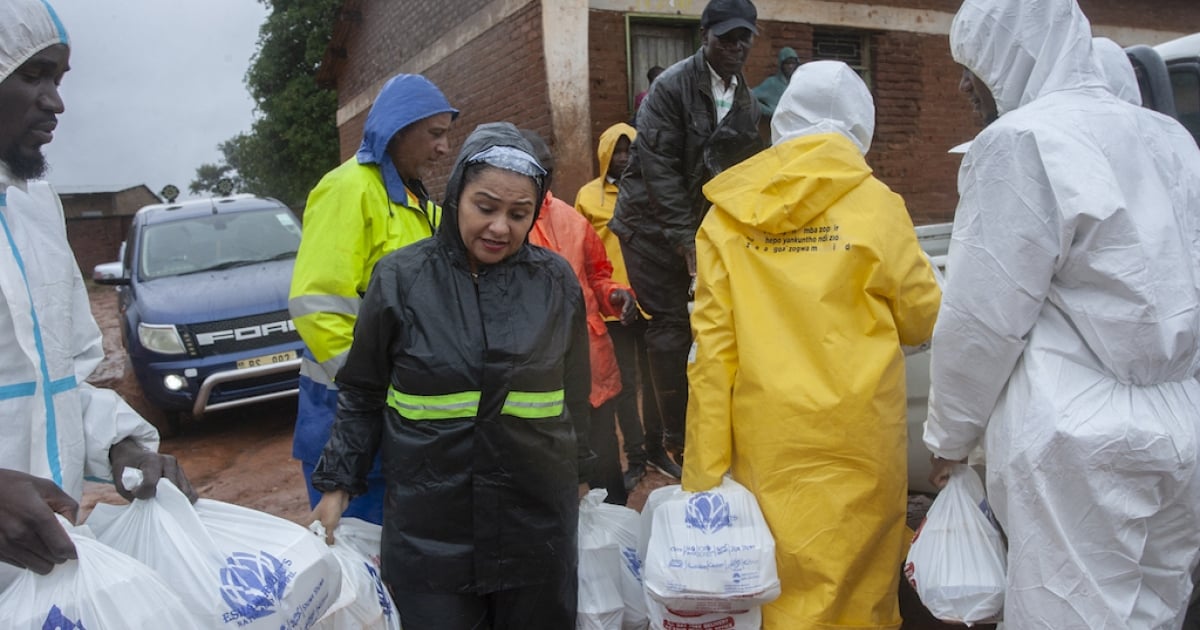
left=501, top=389, right=564, bottom=419
left=387, top=387, right=480, bottom=421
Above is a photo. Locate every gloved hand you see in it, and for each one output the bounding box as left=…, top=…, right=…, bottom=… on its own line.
left=109, top=437, right=198, bottom=503
left=0, top=468, right=78, bottom=574
left=609, top=288, right=638, bottom=325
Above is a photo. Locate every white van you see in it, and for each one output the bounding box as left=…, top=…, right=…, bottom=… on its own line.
left=1156, top=32, right=1200, bottom=145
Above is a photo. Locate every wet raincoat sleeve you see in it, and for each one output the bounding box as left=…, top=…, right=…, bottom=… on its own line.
left=582, top=226, right=627, bottom=320
left=924, top=130, right=1061, bottom=461
left=310, top=257, right=397, bottom=496
left=564, top=286, right=597, bottom=482
left=875, top=213, right=944, bottom=348
left=635, top=79, right=701, bottom=252
left=679, top=221, right=735, bottom=493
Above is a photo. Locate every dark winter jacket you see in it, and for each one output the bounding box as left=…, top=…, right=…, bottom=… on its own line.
left=312, top=123, right=594, bottom=595
left=610, top=47, right=764, bottom=264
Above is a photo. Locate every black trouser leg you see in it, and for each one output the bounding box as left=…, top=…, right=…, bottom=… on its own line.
left=647, top=349, right=689, bottom=458
left=617, top=241, right=692, bottom=461
left=588, top=398, right=628, bottom=505
left=607, top=320, right=645, bottom=465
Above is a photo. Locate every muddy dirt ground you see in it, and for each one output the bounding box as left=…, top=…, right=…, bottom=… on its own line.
left=80, top=282, right=971, bottom=629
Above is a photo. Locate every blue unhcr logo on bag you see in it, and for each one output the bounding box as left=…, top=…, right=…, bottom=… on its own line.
left=365, top=562, right=393, bottom=617
left=219, top=551, right=293, bottom=624
left=42, top=605, right=87, bottom=630
left=622, top=546, right=642, bottom=580
left=685, top=492, right=732, bottom=534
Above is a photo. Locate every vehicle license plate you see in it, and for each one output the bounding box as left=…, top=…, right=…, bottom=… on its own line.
left=237, top=350, right=298, bottom=369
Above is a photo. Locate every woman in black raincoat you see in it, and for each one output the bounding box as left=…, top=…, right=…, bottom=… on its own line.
left=310, top=122, right=594, bottom=629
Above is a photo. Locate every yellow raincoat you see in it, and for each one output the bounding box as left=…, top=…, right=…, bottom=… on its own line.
left=682, top=61, right=941, bottom=629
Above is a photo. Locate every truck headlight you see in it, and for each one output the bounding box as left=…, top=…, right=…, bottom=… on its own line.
left=137, top=323, right=186, bottom=355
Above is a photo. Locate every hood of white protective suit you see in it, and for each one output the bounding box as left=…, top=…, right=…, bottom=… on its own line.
left=771, top=60, right=874, bottom=153
left=951, top=0, right=1102, bottom=117
left=704, top=130, right=871, bottom=235
left=0, top=0, right=69, bottom=83
left=1092, top=37, right=1141, bottom=105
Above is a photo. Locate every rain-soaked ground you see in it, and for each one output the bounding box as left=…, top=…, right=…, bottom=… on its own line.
left=82, top=281, right=979, bottom=629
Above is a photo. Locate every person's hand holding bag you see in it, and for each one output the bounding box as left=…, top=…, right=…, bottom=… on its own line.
left=309, top=489, right=350, bottom=545
left=905, top=464, right=1006, bottom=624
left=0, top=469, right=78, bottom=574
left=109, top=437, right=198, bottom=503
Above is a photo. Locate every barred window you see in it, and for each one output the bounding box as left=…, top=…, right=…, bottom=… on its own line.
left=812, top=29, right=872, bottom=88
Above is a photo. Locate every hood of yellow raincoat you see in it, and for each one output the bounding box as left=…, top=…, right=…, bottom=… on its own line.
left=596, top=123, right=636, bottom=184
left=703, top=131, right=871, bottom=236
left=951, top=0, right=1103, bottom=117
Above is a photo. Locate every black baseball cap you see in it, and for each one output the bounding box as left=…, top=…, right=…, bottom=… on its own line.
left=701, top=0, right=758, bottom=36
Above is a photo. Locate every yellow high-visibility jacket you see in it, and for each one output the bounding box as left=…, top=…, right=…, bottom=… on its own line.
left=682, top=132, right=941, bottom=629
left=288, top=158, right=440, bottom=384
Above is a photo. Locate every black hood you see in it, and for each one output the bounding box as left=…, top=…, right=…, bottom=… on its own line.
left=436, top=122, right=547, bottom=259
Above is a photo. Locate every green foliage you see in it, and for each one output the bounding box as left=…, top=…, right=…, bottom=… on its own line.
left=188, top=162, right=241, bottom=196
left=194, top=0, right=342, bottom=208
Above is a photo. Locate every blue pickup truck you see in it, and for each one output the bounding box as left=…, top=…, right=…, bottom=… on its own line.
left=95, top=195, right=305, bottom=426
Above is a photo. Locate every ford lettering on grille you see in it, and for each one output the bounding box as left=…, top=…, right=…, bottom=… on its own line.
left=196, top=320, right=296, bottom=346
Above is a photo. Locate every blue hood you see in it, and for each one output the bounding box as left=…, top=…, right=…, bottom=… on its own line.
left=355, top=74, right=458, bottom=203
left=134, top=259, right=294, bottom=325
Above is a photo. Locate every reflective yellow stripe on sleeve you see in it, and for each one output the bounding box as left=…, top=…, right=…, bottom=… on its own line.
left=501, top=389, right=564, bottom=419
left=387, top=387, right=480, bottom=421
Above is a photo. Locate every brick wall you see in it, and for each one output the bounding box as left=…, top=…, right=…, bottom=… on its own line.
left=586, top=9, right=631, bottom=176
left=871, top=31, right=976, bottom=225
left=423, top=2, right=551, bottom=201
left=335, top=0, right=1200, bottom=224
left=585, top=13, right=973, bottom=224
left=336, top=0, right=492, bottom=106
left=335, top=2, right=552, bottom=202
left=827, top=0, right=1200, bottom=33
left=68, top=217, right=132, bottom=277
left=1078, top=0, right=1200, bottom=33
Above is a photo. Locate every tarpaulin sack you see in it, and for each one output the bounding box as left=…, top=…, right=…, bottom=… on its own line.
left=310, top=518, right=401, bottom=630
left=642, top=478, right=780, bottom=612
left=577, top=489, right=649, bottom=630
left=87, top=475, right=340, bottom=630
left=904, top=464, right=1005, bottom=624
left=644, top=592, right=761, bottom=630
left=0, top=515, right=204, bottom=629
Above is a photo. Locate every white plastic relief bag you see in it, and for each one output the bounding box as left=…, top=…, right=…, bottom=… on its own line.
left=642, top=478, right=780, bottom=613
left=86, top=475, right=340, bottom=630
left=577, top=489, right=649, bottom=630
left=644, top=592, right=761, bottom=630
left=0, top=515, right=204, bottom=629
left=311, top=518, right=401, bottom=630
left=904, top=464, right=1006, bottom=625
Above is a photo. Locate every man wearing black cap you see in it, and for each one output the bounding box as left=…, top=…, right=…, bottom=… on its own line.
left=609, top=0, right=763, bottom=478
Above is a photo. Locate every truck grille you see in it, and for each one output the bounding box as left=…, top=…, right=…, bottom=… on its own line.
left=180, top=310, right=300, bottom=358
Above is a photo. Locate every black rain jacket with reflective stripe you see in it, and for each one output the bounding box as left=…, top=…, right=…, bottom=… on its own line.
left=313, top=123, right=594, bottom=596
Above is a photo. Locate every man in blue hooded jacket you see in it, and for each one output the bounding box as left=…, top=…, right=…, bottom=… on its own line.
left=289, top=74, right=458, bottom=523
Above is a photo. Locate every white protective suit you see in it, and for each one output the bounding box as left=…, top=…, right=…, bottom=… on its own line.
left=1092, top=37, right=1142, bottom=106
left=925, top=0, right=1200, bottom=627
left=0, top=0, right=160, bottom=587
